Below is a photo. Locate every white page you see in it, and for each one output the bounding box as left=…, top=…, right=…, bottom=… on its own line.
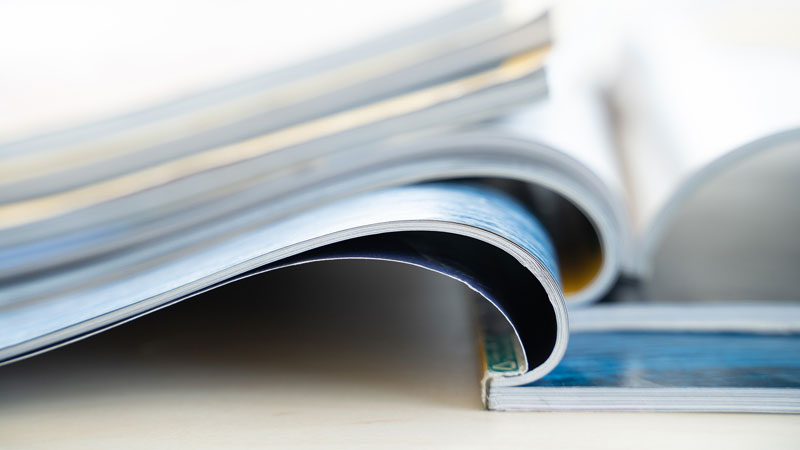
left=607, top=0, right=800, bottom=268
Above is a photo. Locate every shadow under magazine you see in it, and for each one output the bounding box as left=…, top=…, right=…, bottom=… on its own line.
left=0, top=260, right=485, bottom=411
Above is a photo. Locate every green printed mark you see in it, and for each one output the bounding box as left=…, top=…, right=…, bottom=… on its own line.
left=484, top=333, right=520, bottom=373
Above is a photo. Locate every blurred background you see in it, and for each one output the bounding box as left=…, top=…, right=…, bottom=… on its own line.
left=1, top=0, right=799, bottom=446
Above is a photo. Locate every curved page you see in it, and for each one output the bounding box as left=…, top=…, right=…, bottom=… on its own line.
left=0, top=183, right=568, bottom=389
left=606, top=2, right=800, bottom=270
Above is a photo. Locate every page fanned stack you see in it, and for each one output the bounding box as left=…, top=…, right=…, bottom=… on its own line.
left=1, top=0, right=799, bottom=412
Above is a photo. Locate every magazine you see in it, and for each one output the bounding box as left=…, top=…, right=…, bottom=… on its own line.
left=0, top=0, right=798, bottom=411
left=484, top=303, right=800, bottom=412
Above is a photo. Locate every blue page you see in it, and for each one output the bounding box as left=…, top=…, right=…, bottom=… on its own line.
left=534, top=331, right=800, bottom=388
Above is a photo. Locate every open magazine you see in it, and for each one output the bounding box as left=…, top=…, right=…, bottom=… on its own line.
left=1, top=0, right=798, bottom=411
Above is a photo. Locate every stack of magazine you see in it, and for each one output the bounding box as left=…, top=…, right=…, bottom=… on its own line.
left=1, top=0, right=798, bottom=411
